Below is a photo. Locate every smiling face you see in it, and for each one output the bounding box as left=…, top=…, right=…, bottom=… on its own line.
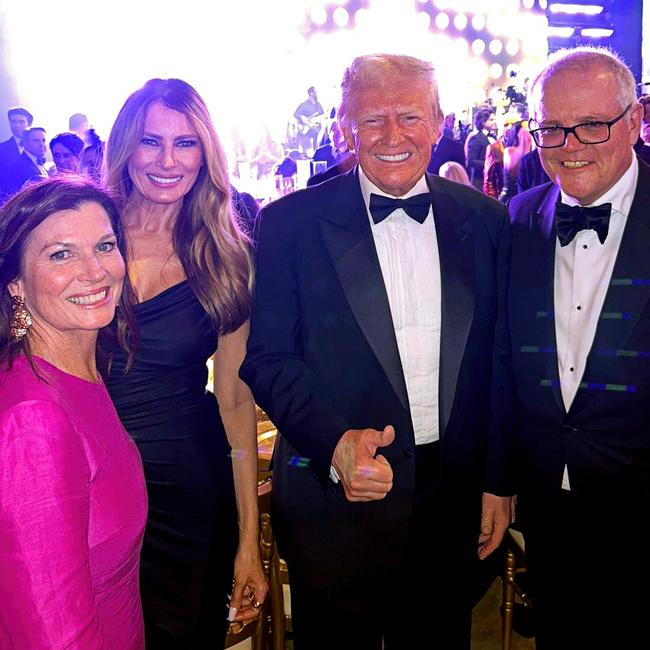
left=127, top=101, right=203, bottom=208
left=9, top=202, right=125, bottom=346
left=343, top=78, right=439, bottom=196
left=532, top=66, right=642, bottom=205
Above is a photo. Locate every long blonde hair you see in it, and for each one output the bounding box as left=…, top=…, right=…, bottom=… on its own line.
left=103, top=78, right=252, bottom=334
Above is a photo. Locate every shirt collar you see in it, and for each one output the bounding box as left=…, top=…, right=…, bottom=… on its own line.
left=560, top=154, right=638, bottom=217
left=359, top=166, right=429, bottom=220
left=24, top=150, right=44, bottom=168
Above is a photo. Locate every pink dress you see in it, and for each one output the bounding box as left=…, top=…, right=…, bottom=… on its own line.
left=0, top=355, right=147, bottom=649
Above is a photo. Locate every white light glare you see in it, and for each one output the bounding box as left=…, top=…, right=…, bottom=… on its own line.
left=471, top=14, right=486, bottom=31
left=471, top=39, right=486, bottom=55
left=489, top=39, right=503, bottom=55
left=506, top=39, right=520, bottom=56
left=435, top=12, right=450, bottom=30
left=581, top=28, right=614, bottom=38
left=454, top=13, right=468, bottom=30
left=547, top=26, right=575, bottom=37
left=489, top=63, right=503, bottom=80
left=333, top=7, right=349, bottom=28
left=549, top=3, right=604, bottom=15
left=310, top=7, right=328, bottom=26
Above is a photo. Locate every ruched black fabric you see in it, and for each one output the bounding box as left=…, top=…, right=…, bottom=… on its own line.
left=102, top=280, right=238, bottom=649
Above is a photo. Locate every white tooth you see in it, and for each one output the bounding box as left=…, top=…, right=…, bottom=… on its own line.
left=563, top=161, right=589, bottom=168
left=68, top=289, right=107, bottom=305
left=376, top=153, right=410, bottom=162
left=148, top=174, right=181, bottom=184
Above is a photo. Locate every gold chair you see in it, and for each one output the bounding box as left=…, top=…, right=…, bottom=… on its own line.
left=502, top=527, right=533, bottom=650
left=225, top=478, right=274, bottom=650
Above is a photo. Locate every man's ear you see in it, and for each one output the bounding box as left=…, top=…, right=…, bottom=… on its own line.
left=341, top=125, right=355, bottom=154
left=628, top=102, right=644, bottom=145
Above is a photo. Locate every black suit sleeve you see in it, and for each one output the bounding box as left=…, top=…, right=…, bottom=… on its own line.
left=240, top=204, right=351, bottom=479
left=485, top=207, right=517, bottom=496
left=465, top=134, right=486, bottom=175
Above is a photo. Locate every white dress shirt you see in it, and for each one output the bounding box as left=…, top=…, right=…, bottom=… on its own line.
left=24, top=150, right=48, bottom=177
left=555, top=155, right=638, bottom=488
left=359, top=167, right=441, bottom=445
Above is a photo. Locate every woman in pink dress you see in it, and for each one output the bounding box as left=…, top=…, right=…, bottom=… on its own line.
left=0, top=177, right=147, bottom=649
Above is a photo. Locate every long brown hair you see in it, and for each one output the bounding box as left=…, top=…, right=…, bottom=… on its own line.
left=103, top=78, right=252, bottom=334
left=0, top=176, right=137, bottom=370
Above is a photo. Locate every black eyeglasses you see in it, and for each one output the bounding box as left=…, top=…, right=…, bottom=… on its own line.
left=529, top=104, right=632, bottom=149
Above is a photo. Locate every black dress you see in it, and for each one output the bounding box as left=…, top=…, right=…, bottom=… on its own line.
left=102, top=280, right=238, bottom=649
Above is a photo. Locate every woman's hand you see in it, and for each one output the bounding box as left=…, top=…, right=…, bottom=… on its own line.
left=228, top=539, right=269, bottom=624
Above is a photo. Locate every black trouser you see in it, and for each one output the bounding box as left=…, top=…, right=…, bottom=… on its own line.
left=290, top=442, right=480, bottom=650
left=522, top=490, right=649, bottom=650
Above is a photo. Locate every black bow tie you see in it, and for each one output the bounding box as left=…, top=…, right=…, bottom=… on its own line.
left=36, top=157, right=46, bottom=166
left=555, top=202, right=612, bottom=246
left=369, top=192, right=431, bottom=225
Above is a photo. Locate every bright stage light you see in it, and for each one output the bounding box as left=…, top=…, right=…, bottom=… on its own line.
left=333, top=7, right=350, bottom=27
left=581, top=27, right=614, bottom=38
left=489, top=63, right=504, bottom=79
left=522, top=0, right=535, bottom=8
left=547, top=26, right=575, bottom=37
left=489, top=39, right=503, bottom=55
left=416, top=12, right=432, bottom=30
left=454, top=13, right=468, bottom=30
left=506, top=39, right=520, bottom=56
left=435, top=12, right=450, bottom=30
left=549, top=3, right=604, bottom=15
left=310, top=7, right=328, bottom=26
left=472, top=39, right=486, bottom=55
left=354, top=8, right=370, bottom=27
left=471, top=14, right=486, bottom=31
left=505, top=63, right=520, bottom=78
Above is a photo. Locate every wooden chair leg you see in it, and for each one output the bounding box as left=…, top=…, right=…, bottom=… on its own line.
left=269, top=548, right=285, bottom=650
left=502, top=546, right=516, bottom=650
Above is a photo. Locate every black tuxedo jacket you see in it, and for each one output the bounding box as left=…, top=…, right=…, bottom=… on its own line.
left=1, top=151, right=41, bottom=203
left=0, top=137, right=21, bottom=196
left=427, top=134, right=465, bottom=174
left=241, top=168, right=515, bottom=613
left=516, top=149, right=550, bottom=195
left=508, top=158, right=650, bottom=503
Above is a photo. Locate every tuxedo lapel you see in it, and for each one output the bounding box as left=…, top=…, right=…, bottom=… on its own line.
left=531, top=184, right=566, bottom=413
left=578, top=162, right=650, bottom=393
left=427, top=175, right=475, bottom=435
left=319, top=170, right=410, bottom=412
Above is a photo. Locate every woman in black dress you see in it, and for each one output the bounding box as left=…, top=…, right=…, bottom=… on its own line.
left=101, top=78, right=266, bottom=648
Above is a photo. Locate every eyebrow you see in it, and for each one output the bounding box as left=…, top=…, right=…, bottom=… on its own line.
left=38, top=232, right=116, bottom=254
left=538, top=113, right=613, bottom=125
left=142, top=131, right=199, bottom=140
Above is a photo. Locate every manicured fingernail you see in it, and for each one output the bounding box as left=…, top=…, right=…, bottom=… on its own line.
left=228, top=606, right=237, bottom=621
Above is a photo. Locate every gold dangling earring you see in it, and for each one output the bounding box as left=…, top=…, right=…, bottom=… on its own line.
left=9, top=295, right=32, bottom=342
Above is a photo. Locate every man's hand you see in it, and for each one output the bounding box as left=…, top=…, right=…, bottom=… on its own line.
left=332, top=425, right=395, bottom=502
left=478, top=492, right=515, bottom=560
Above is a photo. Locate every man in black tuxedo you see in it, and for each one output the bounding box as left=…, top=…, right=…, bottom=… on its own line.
left=427, top=125, right=465, bottom=174
left=465, top=107, right=495, bottom=191
left=241, top=54, right=514, bottom=649
left=1, top=127, right=48, bottom=203
left=508, top=47, right=649, bottom=649
left=0, top=107, right=33, bottom=193
left=515, top=148, right=550, bottom=194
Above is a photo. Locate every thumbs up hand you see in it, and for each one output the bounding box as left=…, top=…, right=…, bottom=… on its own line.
left=332, top=425, right=395, bottom=502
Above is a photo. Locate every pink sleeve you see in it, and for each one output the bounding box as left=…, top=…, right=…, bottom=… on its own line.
left=0, top=400, right=103, bottom=648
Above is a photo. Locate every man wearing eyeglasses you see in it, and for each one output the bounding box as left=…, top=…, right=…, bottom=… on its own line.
left=507, top=47, right=648, bottom=649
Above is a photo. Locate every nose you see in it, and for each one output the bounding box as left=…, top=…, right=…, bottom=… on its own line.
left=563, top=131, right=586, bottom=152
left=383, top=118, right=403, bottom=146
left=79, top=253, right=108, bottom=283
left=157, top=143, right=176, bottom=169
